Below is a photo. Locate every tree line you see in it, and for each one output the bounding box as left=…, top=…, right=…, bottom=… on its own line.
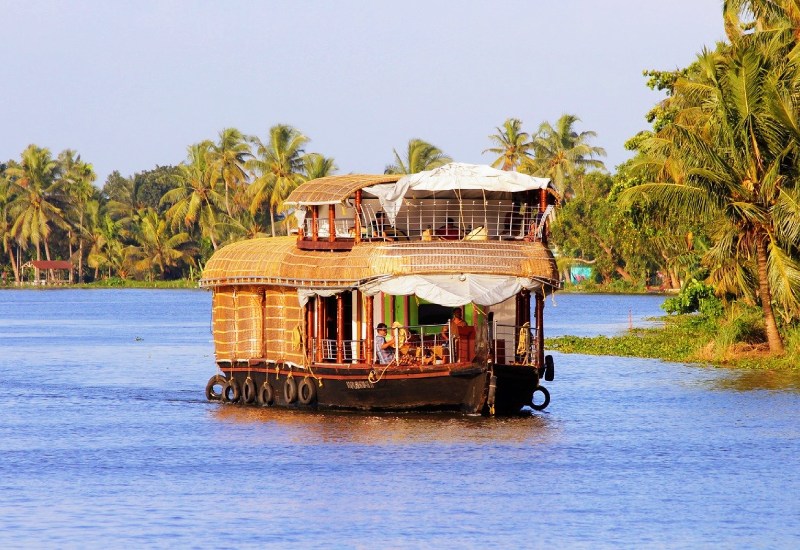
left=0, top=118, right=608, bottom=285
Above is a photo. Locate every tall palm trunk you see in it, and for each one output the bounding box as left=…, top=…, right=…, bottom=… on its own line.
left=755, top=236, right=785, bottom=354
left=78, top=210, right=84, bottom=283
left=7, top=244, right=19, bottom=283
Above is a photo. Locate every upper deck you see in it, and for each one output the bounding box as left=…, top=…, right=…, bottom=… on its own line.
left=200, top=164, right=561, bottom=301
left=283, top=163, right=558, bottom=252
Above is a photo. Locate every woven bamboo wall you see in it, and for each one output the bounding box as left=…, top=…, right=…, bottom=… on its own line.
left=264, top=287, right=305, bottom=366
left=211, top=286, right=263, bottom=361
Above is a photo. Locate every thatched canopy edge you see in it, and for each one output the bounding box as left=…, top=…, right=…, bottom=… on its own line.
left=284, top=174, right=402, bottom=206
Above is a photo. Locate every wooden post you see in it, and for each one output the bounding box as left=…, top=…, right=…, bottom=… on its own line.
left=365, top=295, right=374, bottom=365
left=535, top=291, right=545, bottom=368
left=316, top=296, right=324, bottom=362
left=311, top=206, right=319, bottom=242
left=328, top=204, right=336, bottom=243
left=336, top=293, right=344, bottom=363
left=306, top=298, right=314, bottom=364
left=354, top=190, right=363, bottom=244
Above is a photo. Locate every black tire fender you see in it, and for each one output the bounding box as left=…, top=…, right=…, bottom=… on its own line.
left=298, top=377, right=318, bottom=405
left=242, top=377, right=257, bottom=404
left=544, top=354, right=555, bottom=382
left=222, top=379, right=241, bottom=403
left=205, top=374, right=226, bottom=401
left=259, top=382, right=274, bottom=406
left=531, top=385, right=550, bottom=411
left=284, top=376, right=297, bottom=404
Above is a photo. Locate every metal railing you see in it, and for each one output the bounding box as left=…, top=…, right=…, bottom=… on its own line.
left=312, top=338, right=366, bottom=363
left=492, top=322, right=538, bottom=365
left=301, top=202, right=553, bottom=244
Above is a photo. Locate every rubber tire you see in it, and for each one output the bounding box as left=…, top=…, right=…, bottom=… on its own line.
left=544, top=354, right=555, bottom=382
left=205, top=374, right=226, bottom=401
left=284, top=377, right=298, bottom=404
left=222, top=379, right=241, bottom=403
left=531, top=385, right=550, bottom=411
left=259, top=382, right=274, bottom=406
left=298, top=377, right=317, bottom=405
left=242, top=378, right=257, bottom=404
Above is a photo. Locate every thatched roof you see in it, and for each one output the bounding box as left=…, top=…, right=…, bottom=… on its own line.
left=284, top=174, right=402, bottom=206
left=200, top=236, right=559, bottom=289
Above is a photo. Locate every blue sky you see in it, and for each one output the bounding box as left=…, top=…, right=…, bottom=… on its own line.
left=2, top=1, right=725, bottom=184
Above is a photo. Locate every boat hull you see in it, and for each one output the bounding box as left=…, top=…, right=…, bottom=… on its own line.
left=210, top=361, right=541, bottom=415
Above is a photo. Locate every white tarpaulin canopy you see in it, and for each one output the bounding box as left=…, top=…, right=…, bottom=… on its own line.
left=364, top=162, right=552, bottom=224
left=360, top=273, right=541, bottom=307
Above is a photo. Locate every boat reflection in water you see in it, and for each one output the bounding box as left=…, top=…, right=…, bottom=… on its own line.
left=200, top=163, right=561, bottom=415
left=211, top=405, right=555, bottom=445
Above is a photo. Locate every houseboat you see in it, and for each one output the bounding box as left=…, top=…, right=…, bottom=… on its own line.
left=199, top=163, right=560, bottom=414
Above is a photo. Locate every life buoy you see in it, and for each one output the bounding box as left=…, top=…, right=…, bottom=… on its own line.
left=242, top=378, right=257, bottom=404
left=259, top=382, right=274, bottom=406
left=222, top=379, right=241, bottom=403
left=298, top=377, right=318, bottom=405
left=205, top=374, right=226, bottom=401
left=544, top=355, right=555, bottom=382
left=531, top=385, right=550, bottom=411
left=284, top=377, right=297, bottom=404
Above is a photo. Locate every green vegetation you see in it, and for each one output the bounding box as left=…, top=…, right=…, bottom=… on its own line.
left=548, top=315, right=800, bottom=371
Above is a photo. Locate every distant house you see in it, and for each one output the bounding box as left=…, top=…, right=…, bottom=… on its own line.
left=569, top=266, right=592, bottom=284
left=21, top=260, right=73, bottom=285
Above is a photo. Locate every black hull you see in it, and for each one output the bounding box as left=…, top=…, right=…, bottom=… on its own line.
left=209, top=360, right=546, bottom=415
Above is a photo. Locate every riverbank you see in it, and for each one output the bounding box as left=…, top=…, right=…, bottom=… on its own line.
left=546, top=313, right=800, bottom=370
left=0, top=278, right=199, bottom=289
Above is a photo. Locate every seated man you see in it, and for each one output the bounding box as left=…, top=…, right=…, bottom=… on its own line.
left=451, top=307, right=467, bottom=328
left=374, top=322, right=395, bottom=364
left=435, top=218, right=461, bottom=240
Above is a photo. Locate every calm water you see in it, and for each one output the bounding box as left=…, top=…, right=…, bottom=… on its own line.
left=1, top=290, right=798, bottom=548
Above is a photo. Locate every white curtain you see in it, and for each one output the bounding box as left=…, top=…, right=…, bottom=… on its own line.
left=361, top=273, right=540, bottom=307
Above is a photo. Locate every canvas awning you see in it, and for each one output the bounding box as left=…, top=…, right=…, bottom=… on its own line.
left=363, top=163, right=554, bottom=224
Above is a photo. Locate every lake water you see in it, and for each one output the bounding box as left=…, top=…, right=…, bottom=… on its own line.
left=1, top=290, right=798, bottom=548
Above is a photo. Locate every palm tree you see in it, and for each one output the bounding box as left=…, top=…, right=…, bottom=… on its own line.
left=0, top=171, right=20, bottom=282
left=623, top=36, right=800, bottom=354
left=723, top=0, right=800, bottom=40
left=126, top=208, right=195, bottom=280
left=522, top=114, right=606, bottom=195
left=84, top=201, right=125, bottom=280
left=216, top=210, right=270, bottom=244
left=210, top=128, right=251, bottom=217
left=302, top=153, right=337, bottom=180
left=384, top=139, right=452, bottom=174
left=58, top=150, right=97, bottom=283
left=247, top=124, right=308, bottom=237
left=6, top=145, right=66, bottom=263
left=162, top=141, right=226, bottom=250
left=483, top=118, right=532, bottom=170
